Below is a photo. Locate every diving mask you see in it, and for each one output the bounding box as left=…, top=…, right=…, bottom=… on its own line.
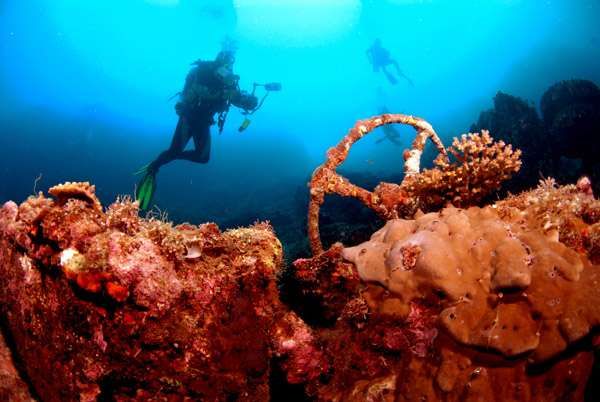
left=216, top=65, right=238, bottom=86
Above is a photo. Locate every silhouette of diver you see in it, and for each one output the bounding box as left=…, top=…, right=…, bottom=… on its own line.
left=366, top=39, right=414, bottom=86
left=136, top=48, right=259, bottom=211
left=375, top=107, right=403, bottom=146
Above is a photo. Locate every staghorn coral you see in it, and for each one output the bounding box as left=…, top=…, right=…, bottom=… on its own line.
left=0, top=182, right=325, bottom=401
left=308, top=113, right=521, bottom=255
left=402, top=130, right=521, bottom=210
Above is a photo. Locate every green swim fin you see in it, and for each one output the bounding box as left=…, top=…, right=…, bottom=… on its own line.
left=136, top=172, right=156, bottom=212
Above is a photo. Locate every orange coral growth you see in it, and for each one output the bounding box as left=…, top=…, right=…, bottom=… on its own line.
left=105, top=281, right=129, bottom=302
left=0, top=181, right=322, bottom=401
left=290, top=114, right=599, bottom=401
left=48, top=181, right=102, bottom=212
left=0, top=110, right=597, bottom=401
left=307, top=115, right=521, bottom=255
left=308, top=114, right=448, bottom=255
left=0, top=331, right=33, bottom=401
left=17, top=193, right=54, bottom=226
left=402, top=131, right=522, bottom=209
left=290, top=179, right=600, bottom=401
left=343, top=189, right=600, bottom=362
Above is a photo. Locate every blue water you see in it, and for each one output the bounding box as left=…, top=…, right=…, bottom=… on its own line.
left=1, top=0, right=599, bottom=233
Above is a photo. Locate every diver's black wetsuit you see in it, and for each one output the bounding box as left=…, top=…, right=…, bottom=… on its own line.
left=135, top=51, right=258, bottom=211
left=151, top=110, right=213, bottom=169
left=367, top=39, right=413, bottom=86
left=367, top=42, right=398, bottom=72
left=148, top=58, right=257, bottom=173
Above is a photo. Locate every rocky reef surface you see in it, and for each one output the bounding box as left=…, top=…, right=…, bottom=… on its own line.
left=293, top=179, right=600, bottom=401
left=0, top=330, right=34, bottom=401
left=0, top=182, right=325, bottom=401
left=1, top=112, right=600, bottom=401
left=472, top=79, right=600, bottom=194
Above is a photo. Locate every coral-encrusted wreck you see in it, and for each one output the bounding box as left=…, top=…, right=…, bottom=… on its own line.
left=295, top=114, right=600, bottom=401
left=0, top=183, right=325, bottom=401
left=294, top=182, right=600, bottom=400
left=1, top=113, right=600, bottom=401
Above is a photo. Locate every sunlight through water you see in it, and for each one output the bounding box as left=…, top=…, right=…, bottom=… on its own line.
left=233, top=0, right=362, bottom=47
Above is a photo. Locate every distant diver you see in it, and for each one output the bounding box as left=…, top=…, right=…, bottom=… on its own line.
left=375, top=107, right=403, bottom=146
left=366, top=39, right=414, bottom=86
left=136, top=46, right=262, bottom=211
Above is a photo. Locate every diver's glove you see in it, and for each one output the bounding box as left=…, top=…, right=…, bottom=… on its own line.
left=175, top=101, right=186, bottom=116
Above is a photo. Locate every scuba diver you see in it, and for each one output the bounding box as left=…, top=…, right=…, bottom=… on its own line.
left=375, top=106, right=404, bottom=146
left=136, top=48, right=278, bottom=211
left=366, top=39, right=414, bottom=86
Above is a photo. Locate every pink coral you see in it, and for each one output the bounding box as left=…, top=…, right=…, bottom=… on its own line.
left=0, top=182, right=305, bottom=401
left=272, top=312, right=328, bottom=384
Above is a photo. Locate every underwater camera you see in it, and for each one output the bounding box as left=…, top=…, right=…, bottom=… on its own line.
left=238, top=82, right=282, bottom=132
left=262, top=82, right=282, bottom=91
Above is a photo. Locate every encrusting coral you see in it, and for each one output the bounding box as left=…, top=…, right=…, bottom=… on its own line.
left=0, top=331, right=34, bottom=401
left=292, top=114, right=600, bottom=401
left=0, top=112, right=599, bottom=401
left=292, top=180, right=600, bottom=401
left=0, top=182, right=326, bottom=401
left=342, top=196, right=597, bottom=361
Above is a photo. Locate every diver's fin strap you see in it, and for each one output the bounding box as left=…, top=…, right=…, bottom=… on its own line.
left=133, top=163, right=150, bottom=176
